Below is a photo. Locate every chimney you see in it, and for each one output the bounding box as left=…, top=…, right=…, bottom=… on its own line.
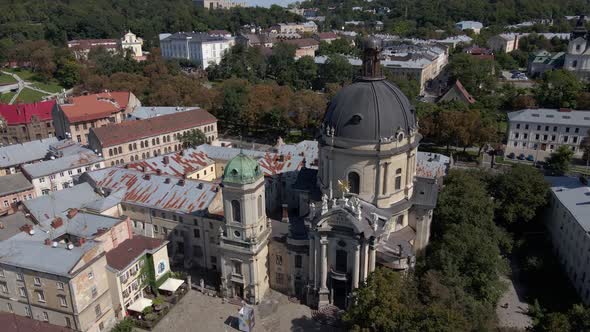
left=163, top=156, right=170, bottom=164
left=51, top=217, right=64, bottom=228
left=67, top=209, right=78, bottom=219
left=144, top=174, right=151, bottom=180
left=76, top=238, right=86, bottom=247
left=44, top=238, right=52, bottom=246
left=278, top=155, right=285, bottom=162
left=164, top=178, right=171, bottom=184
left=179, top=150, right=185, bottom=156
left=178, top=179, right=185, bottom=186
left=197, top=183, right=203, bottom=189
left=19, top=224, right=33, bottom=235
left=156, top=169, right=162, bottom=175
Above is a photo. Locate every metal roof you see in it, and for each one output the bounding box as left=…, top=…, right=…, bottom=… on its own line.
left=0, top=138, right=58, bottom=168
left=124, top=148, right=214, bottom=178
left=22, top=150, right=103, bottom=178
left=23, top=183, right=102, bottom=223
left=0, top=173, right=33, bottom=196
left=128, top=106, right=200, bottom=120
left=546, top=176, right=590, bottom=232
left=508, top=109, right=590, bottom=126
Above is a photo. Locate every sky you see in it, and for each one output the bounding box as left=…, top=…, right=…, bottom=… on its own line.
left=244, top=0, right=296, bottom=8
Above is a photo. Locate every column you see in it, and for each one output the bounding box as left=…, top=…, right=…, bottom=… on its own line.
left=320, top=235, right=328, bottom=290
left=308, top=235, right=315, bottom=284
left=362, top=240, right=369, bottom=281
left=352, top=242, right=360, bottom=288
left=368, top=238, right=376, bottom=273
left=359, top=241, right=366, bottom=282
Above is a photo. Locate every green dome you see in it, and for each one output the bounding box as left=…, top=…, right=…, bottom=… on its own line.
left=223, top=153, right=262, bottom=184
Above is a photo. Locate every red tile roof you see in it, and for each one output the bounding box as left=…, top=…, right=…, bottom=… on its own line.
left=282, top=38, right=320, bottom=48
left=0, top=100, right=55, bottom=125
left=0, top=312, right=73, bottom=332
left=452, top=80, right=476, bottom=104
left=60, top=92, right=131, bottom=123
left=106, top=235, right=166, bottom=271
left=91, top=108, right=217, bottom=147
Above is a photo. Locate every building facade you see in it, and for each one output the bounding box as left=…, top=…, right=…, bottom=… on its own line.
left=0, top=101, right=57, bottom=145
left=0, top=173, right=35, bottom=215
left=564, top=18, right=590, bottom=80
left=120, top=31, right=143, bottom=59
left=159, top=32, right=235, bottom=69
left=87, top=109, right=218, bottom=166
left=54, top=91, right=141, bottom=145
left=506, top=108, right=590, bottom=160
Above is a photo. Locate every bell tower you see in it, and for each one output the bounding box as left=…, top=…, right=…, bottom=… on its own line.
left=219, top=153, right=270, bottom=304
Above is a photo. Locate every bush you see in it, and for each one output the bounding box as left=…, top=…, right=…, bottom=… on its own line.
left=111, top=318, right=135, bottom=332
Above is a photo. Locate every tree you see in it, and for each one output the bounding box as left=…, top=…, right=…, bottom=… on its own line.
left=491, top=165, right=549, bottom=225
left=448, top=53, right=496, bottom=98
left=294, top=56, right=318, bottom=89
left=535, top=70, right=582, bottom=108
left=180, top=129, right=207, bottom=148
left=322, top=54, right=353, bottom=87
left=546, top=145, right=574, bottom=175
left=111, top=318, right=135, bottom=332
left=267, top=43, right=297, bottom=85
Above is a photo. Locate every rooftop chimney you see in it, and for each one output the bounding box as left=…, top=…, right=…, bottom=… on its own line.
left=144, top=174, right=151, bottom=180
left=164, top=178, right=171, bottom=184
left=163, top=156, right=170, bottom=164
left=20, top=224, right=33, bottom=235
left=51, top=217, right=64, bottom=228
left=67, top=209, right=78, bottom=219
left=178, top=179, right=185, bottom=186
left=156, top=169, right=162, bottom=175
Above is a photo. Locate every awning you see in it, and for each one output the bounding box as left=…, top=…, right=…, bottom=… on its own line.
left=158, top=278, right=184, bottom=292
left=127, top=297, right=152, bottom=313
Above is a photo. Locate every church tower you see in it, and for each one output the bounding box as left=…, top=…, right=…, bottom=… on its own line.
left=219, top=153, right=270, bottom=304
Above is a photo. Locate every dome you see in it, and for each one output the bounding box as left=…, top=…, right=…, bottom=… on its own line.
left=322, top=79, right=416, bottom=143
left=223, top=153, right=262, bottom=184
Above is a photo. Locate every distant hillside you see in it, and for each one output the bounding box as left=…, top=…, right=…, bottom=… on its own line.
left=0, top=0, right=302, bottom=47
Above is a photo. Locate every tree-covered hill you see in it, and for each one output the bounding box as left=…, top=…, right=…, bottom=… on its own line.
left=0, top=0, right=302, bottom=47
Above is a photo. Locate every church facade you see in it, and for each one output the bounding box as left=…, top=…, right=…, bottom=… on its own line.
left=564, top=16, right=590, bottom=80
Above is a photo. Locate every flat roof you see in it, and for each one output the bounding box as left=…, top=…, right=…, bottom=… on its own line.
left=0, top=137, right=58, bottom=168
left=22, top=150, right=102, bottom=178
left=508, top=108, right=590, bottom=126
left=546, top=176, right=590, bottom=232
left=128, top=106, right=200, bottom=120
left=0, top=173, right=33, bottom=196
left=23, top=183, right=102, bottom=223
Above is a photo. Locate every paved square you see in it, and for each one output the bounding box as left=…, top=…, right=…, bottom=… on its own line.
left=146, top=290, right=342, bottom=332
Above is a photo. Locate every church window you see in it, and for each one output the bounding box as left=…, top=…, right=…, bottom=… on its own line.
left=231, top=200, right=241, bottom=223
left=233, top=261, right=242, bottom=275
left=335, top=250, right=347, bottom=273
left=573, top=60, right=578, bottom=68
left=295, top=255, right=302, bottom=268
left=276, top=254, right=283, bottom=266
left=257, top=195, right=263, bottom=218
left=396, top=215, right=404, bottom=231
left=395, top=168, right=402, bottom=190
left=348, top=172, right=360, bottom=195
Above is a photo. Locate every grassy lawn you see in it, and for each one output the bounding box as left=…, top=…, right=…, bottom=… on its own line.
left=5, top=68, right=36, bottom=81
left=0, top=74, right=16, bottom=85
left=31, top=81, right=63, bottom=94
left=0, top=92, right=15, bottom=103
left=14, top=88, right=49, bottom=103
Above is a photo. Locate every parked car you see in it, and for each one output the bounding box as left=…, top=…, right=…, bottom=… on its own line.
left=517, top=153, right=526, bottom=160
left=526, top=155, right=535, bottom=161
left=508, top=152, right=516, bottom=159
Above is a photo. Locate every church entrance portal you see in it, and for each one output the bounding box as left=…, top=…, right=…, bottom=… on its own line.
left=331, top=279, right=348, bottom=309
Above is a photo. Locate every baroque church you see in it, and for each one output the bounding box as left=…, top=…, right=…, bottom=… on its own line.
left=216, top=37, right=438, bottom=309
left=564, top=16, right=590, bottom=79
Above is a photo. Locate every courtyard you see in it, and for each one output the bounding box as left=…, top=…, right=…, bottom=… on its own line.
left=144, top=289, right=343, bottom=332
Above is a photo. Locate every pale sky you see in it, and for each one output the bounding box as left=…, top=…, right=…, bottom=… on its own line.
left=245, top=0, right=296, bottom=8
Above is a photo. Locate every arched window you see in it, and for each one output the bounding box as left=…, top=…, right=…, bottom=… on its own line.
left=573, top=60, right=578, bottom=68
left=257, top=195, right=263, bottom=218
left=108, top=148, right=113, bottom=156
left=348, top=172, right=360, bottom=195
left=140, top=141, right=144, bottom=148
left=395, top=168, right=402, bottom=190
left=395, top=215, right=404, bottom=231
left=231, top=200, right=241, bottom=223
left=118, top=147, right=122, bottom=154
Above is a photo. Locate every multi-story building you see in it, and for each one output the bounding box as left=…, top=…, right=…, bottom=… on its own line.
left=282, top=39, right=320, bottom=58
left=0, top=137, right=58, bottom=176
left=487, top=32, right=570, bottom=53
left=126, top=106, right=200, bottom=121
left=124, top=148, right=216, bottom=182
left=193, top=0, right=246, bottom=9
left=0, top=209, right=132, bottom=331
left=120, top=31, right=143, bottom=59
left=1, top=312, right=73, bottom=332
left=564, top=17, right=590, bottom=80
left=546, top=176, right=590, bottom=304
left=22, top=147, right=104, bottom=196
left=527, top=50, right=565, bottom=78
left=87, top=108, right=218, bottom=166
left=0, top=173, right=35, bottom=215
left=67, top=39, right=119, bottom=59
left=0, top=101, right=57, bottom=145
left=105, top=236, right=169, bottom=318
left=506, top=108, right=590, bottom=160
left=159, top=32, right=235, bottom=69
left=54, top=91, right=141, bottom=145
left=455, top=21, right=483, bottom=34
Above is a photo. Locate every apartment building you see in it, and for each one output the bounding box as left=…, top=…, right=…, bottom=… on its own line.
left=194, top=0, right=246, bottom=9
left=54, top=92, right=141, bottom=145
left=105, top=236, right=169, bottom=318
left=0, top=137, right=58, bottom=176
left=546, top=177, right=590, bottom=304
left=0, top=173, right=35, bottom=215
left=282, top=38, right=320, bottom=58
left=0, top=209, right=132, bottom=331
left=159, top=32, right=234, bottom=69
left=506, top=108, right=590, bottom=160
left=87, top=109, right=218, bottom=166
left=124, top=149, right=216, bottom=182
left=0, top=101, right=57, bottom=145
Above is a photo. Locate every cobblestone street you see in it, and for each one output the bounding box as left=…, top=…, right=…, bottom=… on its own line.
left=146, top=290, right=342, bottom=332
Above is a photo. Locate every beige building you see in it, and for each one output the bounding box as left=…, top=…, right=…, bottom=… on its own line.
left=194, top=0, right=246, bottom=9
left=87, top=109, right=218, bottom=166
left=0, top=173, right=35, bottom=215
left=105, top=236, right=169, bottom=318
left=0, top=209, right=133, bottom=331
left=120, top=31, right=143, bottom=59
left=54, top=92, right=141, bottom=145
left=0, top=101, right=57, bottom=145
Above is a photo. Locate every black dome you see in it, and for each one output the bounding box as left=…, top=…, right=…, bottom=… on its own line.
left=323, top=79, right=416, bottom=143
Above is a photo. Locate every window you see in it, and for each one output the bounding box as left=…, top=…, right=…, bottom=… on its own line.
left=537, top=125, right=541, bottom=130
left=57, top=281, right=64, bottom=290
left=91, top=286, right=98, bottom=298
left=210, top=256, right=217, bottom=264
left=276, top=272, right=284, bottom=284
left=42, top=311, right=49, bottom=322
left=574, top=136, right=579, bottom=143
left=515, top=132, right=519, bottom=139
left=535, top=134, right=540, bottom=140
left=516, top=123, right=520, bottom=129
left=525, top=124, right=529, bottom=130
left=19, top=287, right=26, bottom=297
left=233, top=261, right=242, bottom=275
left=25, top=306, right=31, bottom=317
left=257, top=195, right=263, bottom=217
left=34, top=277, right=41, bottom=286
left=395, top=168, right=402, bottom=190
left=7, top=303, right=12, bottom=313
left=545, top=126, right=549, bottom=131
left=88, top=271, right=94, bottom=280
left=194, top=229, right=200, bottom=238
left=348, top=171, right=360, bottom=194
left=231, top=200, right=241, bottom=223
left=154, top=225, right=159, bottom=233
left=0, top=268, right=4, bottom=277
left=99, top=322, right=105, bottom=331
left=2, top=200, right=7, bottom=207
left=575, top=128, right=580, bottom=134
left=553, top=126, right=557, bottom=132
left=16, top=272, right=23, bottom=281
left=0, top=282, right=7, bottom=293
left=566, top=127, right=570, bottom=133
left=276, top=254, right=283, bottom=266
left=118, top=147, right=122, bottom=154
left=36, top=290, right=46, bottom=302
left=564, top=136, right=569, bottom=143
left=335, top=250, right=347, bottom=273
left=573, top=60, right=578, bottom=67
left=65, top=317, right=71, bottom=328
left=95, top=304, right=102, bottom=318
left=39, top=177, right=45, bottom=183
left=193, top=245, right=203, bottom=258
left=295, top=255, right=302, bottom=268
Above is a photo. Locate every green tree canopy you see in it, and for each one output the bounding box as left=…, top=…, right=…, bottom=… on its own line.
left=546, top=145, right=574, bottom=175
left=535, top=70, right=582, bottom=109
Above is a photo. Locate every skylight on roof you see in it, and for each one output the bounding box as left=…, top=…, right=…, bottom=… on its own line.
left=546, top=115, right=554, bottom=118
left=563, top=115, right=571, bottom=119
left=532, top=114, right=540, bottom=117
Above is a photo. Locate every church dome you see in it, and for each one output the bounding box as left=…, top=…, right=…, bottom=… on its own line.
left=322, top=79, right=416, bottom=143
left=223, top=153, right=262, bottom=184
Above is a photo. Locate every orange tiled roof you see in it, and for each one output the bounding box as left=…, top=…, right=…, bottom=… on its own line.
left=60, top=92, right=130, bottom=123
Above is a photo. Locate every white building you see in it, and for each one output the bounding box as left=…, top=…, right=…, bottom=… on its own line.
left=506, top=108, right=590, bottom=160
left=564, top=17, right=590, bottom=79
left=546, top=176, right=590, bottom=304
left=455, top=21, right=484, bottom=34
left=121, top=31, right=143, bottom=58
left=159, top=32, right=235, bottom=69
